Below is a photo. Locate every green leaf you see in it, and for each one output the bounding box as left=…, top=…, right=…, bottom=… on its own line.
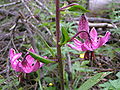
left=78, top=72, right=111, bottom=90
left=43, top=77, right=54, bottom=83
left=60, top=27, right=70, bottom=45
left=27, top=50, right=55, bottom=64
left=116, top=72, right=120, bottom=78
left=68, top=5, right=90, bottom=13
left=110, top=79, right=120, bottom=89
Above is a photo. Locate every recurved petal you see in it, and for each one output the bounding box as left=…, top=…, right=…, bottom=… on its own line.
left=83, top=40, right=93, bottom=51
left=67, top=44, right=82, bottom=51
left=81, top=44, right=89, bottom=51
left=32, top=61, right=41, bottom=72
left=25, top=55, right=35, bottom=65
left=19, top=60, right=33, bottom=73
left=90, top=27, right=98, bottom=42
left=26, top=47, right=35, bottom=65
left=10, top=53, right=22, bottom=71
left=97, top=31, right=111, bottom=48
left=28, top=47, right=35, bottom=53
left=39, top=62, right=44, bottom=68
left=78, top=14, right=89, bottom=39
left=73, top=38, right=82, bottom=46
left=10, top=53, right=22, bottom=63
left=15, top=62, right=23, bottom=72
left=9, top=48, right=16, bottom=60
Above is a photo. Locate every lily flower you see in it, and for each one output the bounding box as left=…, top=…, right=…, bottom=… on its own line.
left=67, top=14, right=111, bottom=51
left=9, top=48, right=45, bottom=73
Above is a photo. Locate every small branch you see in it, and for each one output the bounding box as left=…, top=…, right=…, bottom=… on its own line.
left=18, top=11, right=39, bottom=54
left=73, top=17, right=113, bottom=23
left=88, top=17, right=112, bottom=23
left=0, top=1, right=21, bottom=8
left=88, top=22, right=115, bottom=28
left=68, top=31, right=90, bottom=42
left=34, top=0, right=53, bottom=15
left=21, top=0, right=39, bottom=23
left=75, top=21, right=116, bottom=28
left=66, top=51, right=72, bottom=90
left=19, top=11, right=55, bottom=57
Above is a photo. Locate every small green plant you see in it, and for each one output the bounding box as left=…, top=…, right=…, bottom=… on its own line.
left=99, top=72, right=120, bottom=90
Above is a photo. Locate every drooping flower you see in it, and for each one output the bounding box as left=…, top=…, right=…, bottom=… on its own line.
left=9, top=48, right=45, bottom=73
left=67, top=14, right=111, bottom=51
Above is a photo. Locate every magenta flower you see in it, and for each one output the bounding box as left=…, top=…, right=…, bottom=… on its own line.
left=67, top=14, right=111, bottom=51
left=9, top=48, right=45, bottom=73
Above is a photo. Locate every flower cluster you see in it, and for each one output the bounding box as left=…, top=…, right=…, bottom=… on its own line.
left=68, top=14, right=111, bottom=51
left=9, top=48, right=46, bottom=73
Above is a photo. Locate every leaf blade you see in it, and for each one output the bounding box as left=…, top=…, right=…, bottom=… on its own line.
left=78, top=72, right=111, bottom=90
left=27, top=50, right=55, bottom=64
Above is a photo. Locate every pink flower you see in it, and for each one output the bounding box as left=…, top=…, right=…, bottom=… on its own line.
left=9, top=48, right=45, bottom=73
left=67, top=15, right=111, bottom=51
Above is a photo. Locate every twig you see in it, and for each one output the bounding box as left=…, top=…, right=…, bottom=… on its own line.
left=18, top=11, right=39, bottom=54
left=0, top=69, right=7, bottom=74
left=73, top=17, right=113, bottom=23
left=0, top=9, right=16, bottom=16
left=88, top=22, right=115, bottom=28
left=21, top=0, right=39, bottom=23
left=0, top=1, right=21, bottom=8
left=66, top=51, right=72, bottom=90
left=34, top=0, right=53, bottom=16
left=74, top=21, right=115, bottom=28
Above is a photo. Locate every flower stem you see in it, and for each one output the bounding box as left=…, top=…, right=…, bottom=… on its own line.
left=68, top=31, right=90, bottom=42
left=56, top=0, right=64, bottom=90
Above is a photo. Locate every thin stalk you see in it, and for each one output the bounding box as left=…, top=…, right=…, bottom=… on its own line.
left=68, top=31, right=90, bottom=42
left=56, top=0, right=64, bottom=90
left=37, top=70, right=43, bottom=90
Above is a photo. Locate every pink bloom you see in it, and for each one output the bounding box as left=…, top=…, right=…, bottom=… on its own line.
left=67, top=14, right=111, bottom=51
left=78, top=14, right=89, bottom=39
left=9, top=48, right=45, bottom=73
left=68, top=28, right=110, bottom=51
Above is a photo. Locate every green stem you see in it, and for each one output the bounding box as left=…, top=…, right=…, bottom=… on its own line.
left=37, top=70, right=43, bottom=90
left=56, top=0, right=64, bottom=90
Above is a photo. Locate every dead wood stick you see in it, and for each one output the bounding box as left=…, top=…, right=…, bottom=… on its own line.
left=88, top=22, right=115, bottom=28
left=34, top=0, right=53, bottom=15
left=21, top=0, right=39, bottom=23
left=19, top=11, right=39, bottom=54
left=76, top=21, right=115, bottom=28
left=88, top=17, right=112, bottom=23
left=0, top=1, right=21, bottom=8
left=73, top=17, right=112, bottom=23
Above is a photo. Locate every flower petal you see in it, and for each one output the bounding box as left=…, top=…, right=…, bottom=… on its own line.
left=19, top=60, right=33, bottom=73
left=32, top=61, right=40, bottom=72
left=78, top=14, right=89, bottom=39
left=90, top=27, right=98, bottom=42
left=26, top=47, right=35, bottom=65
left=97, top=31, right=111, bottom=48
left=9, top=48, right=16, bottom=60
left=67, top=44, right=82, bottom=51
left=10, top=53, right=22, bottom=72
left=39, top=62, right=44, bottom=68
left=83, top=40, right=93, bottom=51
left=73, top=38, right=82, bottom=46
